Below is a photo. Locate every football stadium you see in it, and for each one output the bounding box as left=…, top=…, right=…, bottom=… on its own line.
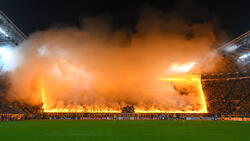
left=0, top=1, right=249, bottom=141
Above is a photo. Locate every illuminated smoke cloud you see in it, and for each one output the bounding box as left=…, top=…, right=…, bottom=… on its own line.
left=5, top=7, right=218, bottom=112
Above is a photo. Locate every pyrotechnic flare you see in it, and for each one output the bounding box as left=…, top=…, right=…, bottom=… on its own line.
left=41, top=81, right=47, bottom=112
left=40, top=62, right=208, bottom=113
left=158, top=74, right=207, bottom=113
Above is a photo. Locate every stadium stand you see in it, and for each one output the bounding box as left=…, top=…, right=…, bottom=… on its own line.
left=202, top=78, right=249, bottom=116
left=202, top=31, right=250, bottom=117
left=0, top=10, right=28, bottom=120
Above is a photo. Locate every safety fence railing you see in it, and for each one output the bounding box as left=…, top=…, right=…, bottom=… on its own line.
left=41, top=113, right=249, bottom=121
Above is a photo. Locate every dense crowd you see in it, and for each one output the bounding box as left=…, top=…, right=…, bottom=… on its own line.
left=0, top=114, right=24, bottom=121
left=202, top=78, right=249, bottom=116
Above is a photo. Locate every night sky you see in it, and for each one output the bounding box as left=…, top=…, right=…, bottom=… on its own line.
left=0, top=0, right=249, bottom=39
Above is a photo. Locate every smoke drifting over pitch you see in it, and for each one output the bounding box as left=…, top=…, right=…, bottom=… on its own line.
left=5, top=8, right=218, bottom=112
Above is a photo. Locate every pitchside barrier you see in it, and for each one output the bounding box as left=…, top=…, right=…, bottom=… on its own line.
left=39, top=113, right=249, bottom=121
left=1, top=113, right=249, bottom=121
left=47, top=116, right=250, bottom=121
left=223, top=117, right=250, bottom=121
left=43, top=113, right=212, bottom=118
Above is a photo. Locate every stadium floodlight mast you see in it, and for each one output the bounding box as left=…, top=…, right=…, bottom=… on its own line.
left=0, top=45, right=17, bottom=72
left=239, top=53, right=250, bottom=60
left=224, top=45, right=238, bottom=53
left=0, top=27, right=9, bottom=37
left=238, top=53, right=250, bottom=61
left=237, top=52, right=250, bottom=65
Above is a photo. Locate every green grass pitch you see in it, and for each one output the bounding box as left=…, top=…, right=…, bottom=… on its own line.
left=0, top=120, right=249, bottom=141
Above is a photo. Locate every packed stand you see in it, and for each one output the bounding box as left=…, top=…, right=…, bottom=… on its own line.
left=202, top=78, right=249, bottom=117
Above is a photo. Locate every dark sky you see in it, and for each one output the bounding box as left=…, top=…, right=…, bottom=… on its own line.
left=0, top=0, right=249, bottom=39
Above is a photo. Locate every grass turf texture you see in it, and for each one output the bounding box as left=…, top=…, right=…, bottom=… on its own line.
left=0, top=120, right=249, bottom=141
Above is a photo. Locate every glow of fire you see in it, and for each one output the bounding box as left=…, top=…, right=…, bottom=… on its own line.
left=41, top=81, right=47, bottom=112
left=169, top=62, right=196, bottom=73
left=41, top=62, right=207, bottom=113
left=42, top=107, right=121, bottom=113
left=41, top=87, right=47, bottom=112
left=157, top=74, right=207, bottom=113
left=41, top=75, right=207, bottom=113
left=41, top=84, right=121, bottom=113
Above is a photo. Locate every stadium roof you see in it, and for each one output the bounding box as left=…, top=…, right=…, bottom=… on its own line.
left=0, top=10, right=26, bottom=46
left=219, top=31, right=249, bottom=57
left=218, top=31, right=250, bottom=69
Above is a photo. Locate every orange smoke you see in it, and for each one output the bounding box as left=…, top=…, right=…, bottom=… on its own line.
left=157, top=74, right=207, bottom=113
left=7, top=7, right=217, bottom=114
left=41, top=73, right=208, bottom=113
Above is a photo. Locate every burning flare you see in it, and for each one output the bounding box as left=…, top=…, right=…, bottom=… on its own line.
left=41, top=74, right=207, bottom=113
left=41, top=80, right=121, bottom=113
left=41, top=62, right=208, bottom=113
left=157, top=74, right=207, bottom=113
